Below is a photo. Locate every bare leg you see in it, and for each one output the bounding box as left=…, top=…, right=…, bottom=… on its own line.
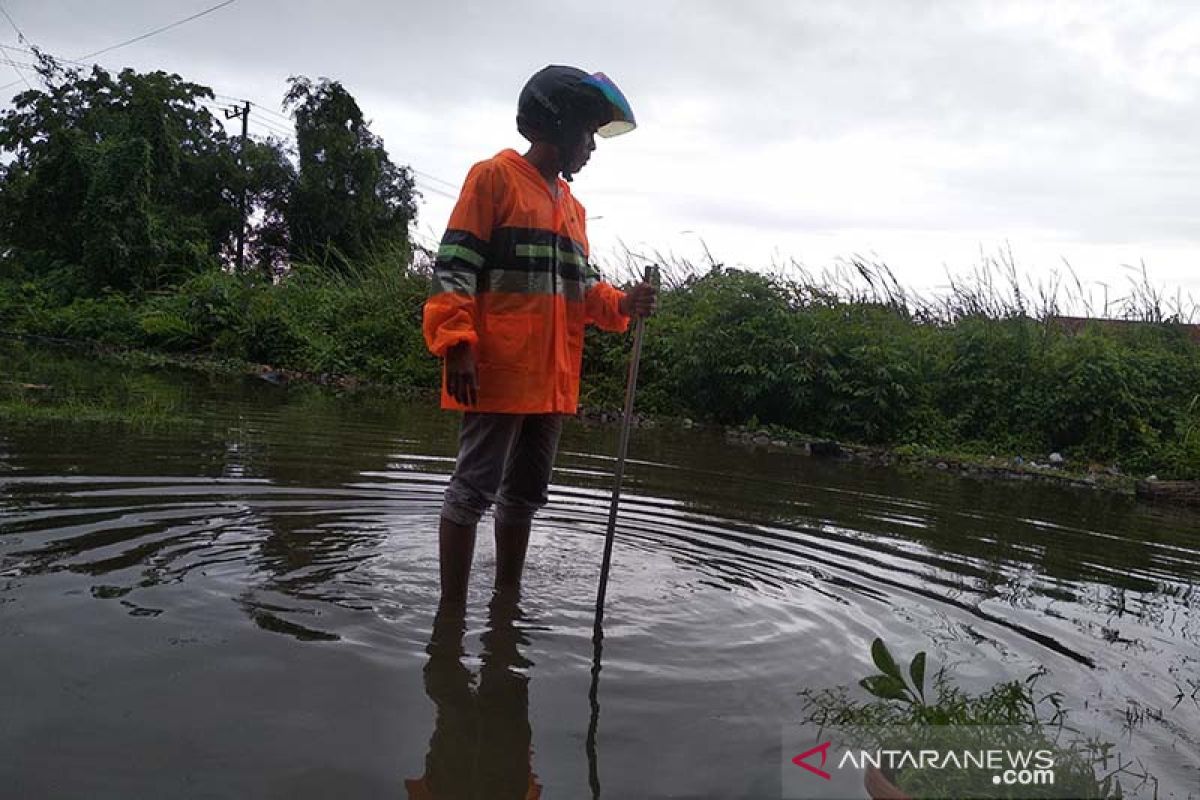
left=492, top=414, right=562, bottom=593
left=494, top=518, right=532, bottom=591
left=439, top=517, right=477, bottom=605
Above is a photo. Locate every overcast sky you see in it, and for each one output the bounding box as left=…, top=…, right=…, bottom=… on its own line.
left=4, top=1, right=1198, bottom=311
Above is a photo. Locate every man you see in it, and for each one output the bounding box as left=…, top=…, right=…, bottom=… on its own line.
left=423, top=65, right=656, bottom=606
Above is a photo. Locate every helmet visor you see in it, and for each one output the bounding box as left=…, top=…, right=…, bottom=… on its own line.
left=582, top=72, right=636, bottom=137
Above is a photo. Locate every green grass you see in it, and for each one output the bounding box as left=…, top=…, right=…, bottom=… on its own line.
left=0, top=398, right=192, bottom=428
left=799, top=638, right=1155, bottom=799
left=0, top=373, right=199, bottom=430
left=2, top=247, right=1199, bottom=478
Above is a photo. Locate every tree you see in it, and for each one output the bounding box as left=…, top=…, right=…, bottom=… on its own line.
left=282, top=76, right=418, bottom=266
left=0, top=57, right=245, bottom=292
left=239, top=136, right=296, bottom=279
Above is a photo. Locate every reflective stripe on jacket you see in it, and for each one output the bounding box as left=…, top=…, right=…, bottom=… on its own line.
left=423, top=149, right=629, bottom=414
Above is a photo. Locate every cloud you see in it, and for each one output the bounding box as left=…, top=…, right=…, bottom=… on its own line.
left=6, top=0, right=1199, bottom=291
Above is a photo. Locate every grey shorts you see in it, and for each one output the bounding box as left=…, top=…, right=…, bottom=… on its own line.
left=441, top=412, right=565, bottom=527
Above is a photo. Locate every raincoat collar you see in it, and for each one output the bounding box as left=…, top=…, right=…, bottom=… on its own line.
left=499, top=148, right=570, bottom=201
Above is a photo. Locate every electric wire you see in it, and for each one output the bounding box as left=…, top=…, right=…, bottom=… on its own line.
left=0, top=43, right=91, bottom=70
left=0, top=57, right=37, bottom=70
left=248, top=101, right=293, bottom=125
left=0, top=10, right=460, bottom=211
left=413, top=168, right=458, bottom=190
left=0, top=56, right=31, bottom=90
left=0, top=49, right=295, bottom=143
left=0, top=0, right=239, bottom=92
left=213, top=94, right=292, bottom=124
left=252, top=123, right=294, bottom=139
left=414, top=181, right=457, bottom=201
left=248, top=118, right=295, bottom=140
left=0, top=3, right=28, bottom=43
left=78, top=0, right=239, bottom=61
left=0, top=3, right=33, bottom=90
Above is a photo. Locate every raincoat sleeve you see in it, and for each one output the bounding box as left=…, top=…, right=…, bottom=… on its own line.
left=583, top=277, right=630, bottom=333
left=422, top=162, right=500, bottom=357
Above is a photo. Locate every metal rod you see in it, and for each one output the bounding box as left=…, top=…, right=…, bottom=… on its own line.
left=593, top=263, right=655, bottom=639
left=588, top=263, right=655, bottom=799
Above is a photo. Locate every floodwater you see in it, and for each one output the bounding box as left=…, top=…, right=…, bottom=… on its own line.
left=1, top=343, right=1198, bottom=799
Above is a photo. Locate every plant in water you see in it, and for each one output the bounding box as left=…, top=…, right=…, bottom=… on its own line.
left=799, top=638, right=1158, bottom=799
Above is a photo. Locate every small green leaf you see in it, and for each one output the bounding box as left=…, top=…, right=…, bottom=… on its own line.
left=909, top=651, right=927, bottom=703
left=871, top=637, right=904, bottom=683
left=860, top=675, right=911, bottom=702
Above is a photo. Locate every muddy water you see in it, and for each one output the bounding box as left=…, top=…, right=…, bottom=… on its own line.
left=1, top=344, right=1198, bottom=798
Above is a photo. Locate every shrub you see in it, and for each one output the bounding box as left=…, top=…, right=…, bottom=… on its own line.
left=799, top=638, right=1145, bottom=799
left=3, top=249, right=1199, bottom=478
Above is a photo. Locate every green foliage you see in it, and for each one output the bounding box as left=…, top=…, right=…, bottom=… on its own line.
left=0, top=61, right=385, bottom=288
left=228, top=248, right=433, bottom=386
left=0, top=62, right=244, bottom=291
left=3, top=241, right=1200, bottom=478
left=241, top=137, right=297, bottom=277
left=282, top=76, right=417, bottom=267
left=0, top=51, right=1193, bottom=481
left=800, top=639, right=1142, bottom=799
left=0, top=342, right=196, bottom=429
left=861, top=637, right=928, bottom=705
left=647, top=269, right=805, bottom=424
left=937, top=317, right=1047, bottom=452
left=607, top=269, right=1200, bottom=477
left=0, top=244, right=434, bottom=388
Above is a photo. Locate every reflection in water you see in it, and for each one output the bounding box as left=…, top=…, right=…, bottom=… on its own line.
left=407, top=593, right=542, bottom=800
left=585, top=634, right=604, bottom=800
left=3, top=341, right=1198, bottom=797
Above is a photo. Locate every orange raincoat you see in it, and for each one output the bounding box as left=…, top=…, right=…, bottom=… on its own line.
left=423, top=149, right=629, bottom=414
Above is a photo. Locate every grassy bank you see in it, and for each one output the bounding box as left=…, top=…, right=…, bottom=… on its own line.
left=0, top=342, right=200, bottom=429
left=1, top=252, right=1198, bottom=479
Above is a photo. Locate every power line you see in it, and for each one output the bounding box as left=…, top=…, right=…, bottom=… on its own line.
left=176, top=103, right=453, bottom=198
left=0, top=1, right=244, bottom=94
left=213, top=93, right=292, bottom=124
left=0, top=49, right=290, bottom=127
left=415, top=181, right=457, bottom=201
left=413, top=167, right=458, bottom=190
left=198, top=97, right=294, bottom=141
left=0, top=3, right=33, bottom=90
left=0, top=54, right=31, bottom=90
left=249, top=101, right=293, bottom=125
left=0, top=43, right=91, bottom=70
left=0, top=28, right=458, bottom=208
left=197, top=98, right=244, bottom=117
left=0, top=43, right=95, bottom=94
left=0, top=2, right=29, bottom=44
left=78, top=0, right=239, bottom=61
left=0, top=55, right=37, bottom=71
left=248, top=116, right=292, bottom=135
left=248, top=118, right=294, bottom=140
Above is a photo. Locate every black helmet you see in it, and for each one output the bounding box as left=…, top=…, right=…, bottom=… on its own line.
left=517, top=65, right=636, bottom=180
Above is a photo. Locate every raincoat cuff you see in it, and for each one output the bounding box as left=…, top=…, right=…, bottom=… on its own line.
left=430, top=330, right=479, bottom=358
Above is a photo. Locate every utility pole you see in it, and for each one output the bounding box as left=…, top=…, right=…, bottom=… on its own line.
left=224, top=101, right=250, bottom=271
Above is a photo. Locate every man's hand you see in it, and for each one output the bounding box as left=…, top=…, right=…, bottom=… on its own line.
left=445, top=341, right=478, bottom=406
left=619, top=281, right=657, bottom=319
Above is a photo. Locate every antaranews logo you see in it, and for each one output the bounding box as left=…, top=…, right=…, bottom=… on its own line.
left=791, top=741, right=833, bottom=780
left=783, top=725, right=1066, bottom=800
left=834, top=747, right=1056, bottom=781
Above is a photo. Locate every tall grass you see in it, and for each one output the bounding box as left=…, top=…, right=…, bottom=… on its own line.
left=585, top=246, right=1200, bottom=477
left=598, top=242, right=1199, bottom=324
left=2, top=243, right=1198, bottom=477
left=0, top=242, right=438, bottom=389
